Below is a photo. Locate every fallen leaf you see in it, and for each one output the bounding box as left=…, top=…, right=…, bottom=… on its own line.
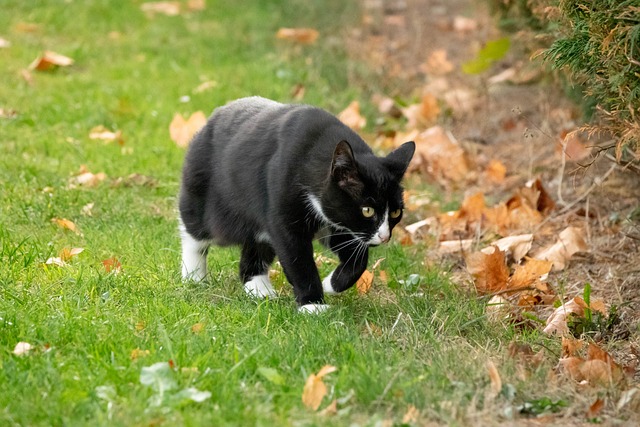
left=89, top=125, right=124, bottom=145
left=13, top=342, right=34, bottom=356
left=319, top=399, right=338, bottom=416
left=193, top=80, right=218, bottom=93
left=356, top=270, right=374, bottom=295
left=543, top=297, right=586, bottom=335
left=485, top=159, right=507, bottom=183
left=135, top=321, right=146, bottom=331
left=140, top=1, right=181, bottom=16
left=276, top=28, right=319, bottom=44
left=191, top=323, right=204, bottom=334
left=420, top=49, right=454, bottom=75
left=290, top=83, right=306, bottom=101
left=0, top=37, right=11, bottom=48
left=302, top=365, right=338, bottom=411
left=29, top=51, right=74, bottom=71
left=482, top=234, right=533, bottom=262
left=407, top=126, right=470, bottom=183
left=59, top=247, right=84, bottom=262
left=587, top=398, right=605, bottom=418
left=559, top=130, right=591, bottom=162
left=486, top=360, right=502, bottom=398
left=534, top=226, right=588, bottom=271
left=453, top=16, right=478, bottom=32
left=442, top=87, right=480, bottom=113
left=439, top=239, right=473, bottom=254
left=51, top=218, right=81, bottom=234
left=131, top=348, right=151, bottom=360
left=170, top=111, right=207, bottom=148
left=0, top=108, right=18, bottom=119
left=338, top=101, right=366, bottom=131
left=508, top=257, right=552, bottom=290
left=402, top=94, right=440, bottom=129
left=69, top=165, right=107, bottom=187
left=402, top=405, right=420, bottom=423
left=486, top=295, right=511, bottom=323
left=45, top=257, right=67, bottom=267
left=465, top=246, right=510, bottom=294
left=102, top=257, right=122, bottom=274
left=111, top=173, right=158, bottom=188
left=187, top=0, right=206, bottom=12
left=561, top=336, right=584, bottom=357
left=81, top=202, right=95, bottom=216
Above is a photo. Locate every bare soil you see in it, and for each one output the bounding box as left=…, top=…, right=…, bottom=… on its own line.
left=347, top=0, right=640, bottom=422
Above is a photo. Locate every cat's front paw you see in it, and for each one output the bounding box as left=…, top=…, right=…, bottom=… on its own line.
left=244, top=275, right=278, bottom=299
left=322, top=270, right=339, bottom=295
left=298, top=304, right=330, bottom=314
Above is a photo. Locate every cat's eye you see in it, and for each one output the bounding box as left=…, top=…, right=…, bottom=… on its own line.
left=361, top=207, right=375, bottom=218
left=390, top=209, right=402, bottom=219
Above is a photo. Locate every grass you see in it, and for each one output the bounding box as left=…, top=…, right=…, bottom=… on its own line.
left=0, top=1, right=581, bottom=426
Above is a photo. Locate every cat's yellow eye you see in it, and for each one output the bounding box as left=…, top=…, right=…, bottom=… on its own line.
left=361, top=207, right=375, bottom=218
left=390, top=209, right=402, bottom=219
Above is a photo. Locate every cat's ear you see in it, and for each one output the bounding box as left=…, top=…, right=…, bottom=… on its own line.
left=385, top=141, right=415, bottom=180
left=331, top=140, right=362, bottom=193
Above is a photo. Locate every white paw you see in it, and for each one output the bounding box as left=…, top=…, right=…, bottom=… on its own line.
left=298, top=304, right=330, bottom=314
left=244, top=275, right=278, bottom=299
left=322, top=270, right=339, bottom=295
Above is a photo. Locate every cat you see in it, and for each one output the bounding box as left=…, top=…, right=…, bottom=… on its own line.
left=178, top=97, right=415, bottom=313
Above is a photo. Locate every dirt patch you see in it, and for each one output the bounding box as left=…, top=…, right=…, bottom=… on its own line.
left=347, top=0, right=640, bottom=420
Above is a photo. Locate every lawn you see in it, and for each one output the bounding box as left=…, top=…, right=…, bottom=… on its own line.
left=0, top=1, right=574, bottom=426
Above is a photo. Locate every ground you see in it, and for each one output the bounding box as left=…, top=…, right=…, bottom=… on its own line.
left=348, top=0, right=640, bottom=402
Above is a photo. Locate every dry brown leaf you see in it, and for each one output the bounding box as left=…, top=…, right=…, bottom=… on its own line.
left=543, top=297, right=586, bottom=335
left=485, top=159, right=507, bottom=183
left=356, top=270, right=374, bottom=295
left=302, top=365, right=337, bottom=411
left=562, top=336, right=584, bottom=357
left=377, top=270, right=388, bottom=284
left=408, top=126, right=469, bottom=183
left=59, top=247, right=84, bottom=262
left=443, top=88, right=479, bottom=113
left=535, top=226, right=588, bottom=271
left=81, top=202, right=95, bottom=216
left=338, top=101, right=366, bottom=131
left=13, top=342, right=34, bottom=356
left=465, top=246, right=510, bottom=294
left=169, top=111, right=207, bottom=148
left=89, top=125, right=124, bottom=145
left=102, top=257, right=122, bottom=274
left=482, top=234, right=533, bottom=262
left=319, top=399, right=338, bottom=416
left=140, top=1, right=181, bottom=16
left=29, top=51, right=74, bottom=71
left=486, top=295, right=511, bottom=323
left=559, top=343, right=625, bottom=385
left=439, top=239, right=473, bottom=254
left=276, top=28, right=319, bottom=44
left=402, top=94, right=440, bottom=129
left=191, top=322, right=204, bottom=333
left=421, top=49, right=454, bottom=75
left=187, top=0, right=206, bottom=11
left=559, top=130, right=591, bottom=162
left=453, top=16, right=478, bottom=32
left=402, top=405, right=420, bottom=423
left=587, top=398, right=605, bottom=418
left=45, top=257, right=67, bottom=267
left=130, top=348, right=150, bottom=360
left=509, top=257, right=553, bottom=289
left=486, top=360, right=502, bottom=398
left=51, top=218, right=81, bottom=235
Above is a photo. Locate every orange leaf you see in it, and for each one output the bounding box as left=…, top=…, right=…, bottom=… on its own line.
left=482, top=234, right=533, bottom=262
left=51, top=218, right=80, bottom=234
left=29, top=50, right=74, bottom=71
left=559, top=130, right=591, bottom=162
left=59, top=247, right=84, bottom=262
left=486, top=360, right=502, bottom=398
left=465, top=246, right=510, bottom=294
left=338, top=101, right=366, bottom=131
left=402, top=94, right=440, bottom=129
left=102, top=257, right=122, bottom=274
left=191, top=322, right=204, bottom=333
left=276, top=28, right=319, bottom=44
left=356, top=270, right=374, bottom=295
left=535, top=226, right=588, bottom=271
left=89, top=125, right=124, bottom=145
left=170, top=111, right=207, bottom=148
left=587, top=398, right=605, bottom=418
left=485, top=159, right=507, bottom=183
left=302, top=365, right=337, bottom=411
left=508, top=257, right=553, bottom=290
left=140, top=1, right=181, bottom=16
left=130, top=348, right=150, bottom=360
left=420, top=49, right=454, bottom=75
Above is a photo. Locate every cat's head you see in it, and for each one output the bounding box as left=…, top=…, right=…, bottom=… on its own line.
left=322, top=140, right=415, bottom=246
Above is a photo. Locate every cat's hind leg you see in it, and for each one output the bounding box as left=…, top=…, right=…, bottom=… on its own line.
left=180, top=226, right=210, bottom=282
left=322, top=233, right=369, bottom=294
left=240, top=241, right=277, bottom=298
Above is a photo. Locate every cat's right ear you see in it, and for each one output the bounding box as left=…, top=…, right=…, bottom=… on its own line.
left=331, top=140, right=362, bottom=193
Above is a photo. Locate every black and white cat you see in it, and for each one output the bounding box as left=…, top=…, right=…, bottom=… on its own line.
left=178, top=97, right=414, bottom=313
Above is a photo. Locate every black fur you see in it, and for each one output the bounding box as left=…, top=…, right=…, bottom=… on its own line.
left=179, top=97, right=414, bottom=306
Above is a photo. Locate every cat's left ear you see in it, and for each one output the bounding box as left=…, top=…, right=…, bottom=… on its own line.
left=331, top=140, right=363, bottom=194
left=385, top=141, right=415, bottom=180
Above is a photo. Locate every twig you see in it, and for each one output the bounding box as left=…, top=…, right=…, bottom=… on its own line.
left=556, top=162, right=618, bottom=216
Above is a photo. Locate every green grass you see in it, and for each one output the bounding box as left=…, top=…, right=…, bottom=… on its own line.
left=1, top=1, right=574, bottom=426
